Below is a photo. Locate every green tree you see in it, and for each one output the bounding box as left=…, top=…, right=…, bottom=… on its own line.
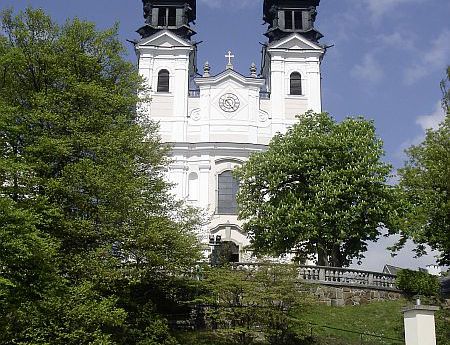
left=234, top=112, right=395, bottom=267
left=395, top=269, right=441, bottom=297
left=0, top=8, right=201, bottom=344
left=195, top=264, right=312, bottom=345
left=394, top=67, right=450, bottom=265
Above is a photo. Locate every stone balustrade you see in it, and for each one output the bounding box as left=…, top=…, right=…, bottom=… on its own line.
left=232, top=263, right=398, bottom=291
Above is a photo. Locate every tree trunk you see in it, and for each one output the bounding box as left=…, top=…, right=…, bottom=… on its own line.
left=331, top=244, right=343, bottom=267
left=317, top=242, right=329, bottom=266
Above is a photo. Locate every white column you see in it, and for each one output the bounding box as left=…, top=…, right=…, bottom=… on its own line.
left=198, top=161, right=211, bottom=209
left=169, top=162, right=187, bottom=200
left=173, top=59, right=189, bottom=141
left=138, top=55, right=153, bottom=86
left=199, top=87, right=211, bottom=142
left=307, top=64, right=322, bottom=112
left=248, top=91, right=258, bottom=143
left=270, top=57, right=286, bottom=134
left=403, top=305, right=439, bottom=345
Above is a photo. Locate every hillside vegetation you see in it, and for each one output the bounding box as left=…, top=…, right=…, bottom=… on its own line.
left=176, top=300, right=450, bottom=345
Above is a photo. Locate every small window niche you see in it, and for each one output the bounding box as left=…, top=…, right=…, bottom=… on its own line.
left=168, top=8, right=177, bottom=26
left=294, top=11, right=303, bottom=30
left=290, top=72, right=302, bottom=95
left=157, top=69, right=170, bottom=93
left=285, top=10, right=293, bottom=30
left=157, top=8, right=166, bottom=26
left=188, top=172, right=199, bottom=201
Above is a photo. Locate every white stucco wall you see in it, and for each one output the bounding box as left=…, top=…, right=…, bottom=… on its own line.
left=136, top=30, right=325, bottom=261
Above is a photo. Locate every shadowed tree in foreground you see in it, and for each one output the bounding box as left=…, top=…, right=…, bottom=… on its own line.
left=0, top=8, right=201, bottom=344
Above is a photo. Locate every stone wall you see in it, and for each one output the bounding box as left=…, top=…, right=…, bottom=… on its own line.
left=312, top=284, right=403, bottom=306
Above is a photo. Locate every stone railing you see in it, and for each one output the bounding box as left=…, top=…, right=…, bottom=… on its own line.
left=232, top=263, right=398, bottom=291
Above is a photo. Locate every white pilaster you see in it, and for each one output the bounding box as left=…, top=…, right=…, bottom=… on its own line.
left=403, top=305, right=439, bottom=345
left=198, top=161, right=211, bottom=209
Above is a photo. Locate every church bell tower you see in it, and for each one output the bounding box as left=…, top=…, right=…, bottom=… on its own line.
left=138, top=0, right=197, bottom=40
left=263, top=0, right=323, bottom=43
left=261, top=0, right=325, bottom=128
left=135, top=0, right=198, bottom=144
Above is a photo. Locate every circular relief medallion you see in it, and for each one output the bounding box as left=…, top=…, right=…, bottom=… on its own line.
left=219, top=93, right=240, bottom=113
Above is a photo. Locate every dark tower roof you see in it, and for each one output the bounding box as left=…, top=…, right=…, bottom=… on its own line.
left=138, top=0, right=197, bottom=40
left=263, top=0, right=323, bottom=43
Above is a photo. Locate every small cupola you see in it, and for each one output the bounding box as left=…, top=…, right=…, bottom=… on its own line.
left=263, top=0, right=323, bottom=43
left=138, top=0, right=197, bottom=40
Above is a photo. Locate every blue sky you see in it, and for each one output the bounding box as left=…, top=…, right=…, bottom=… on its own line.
left=3, top=0, right=449, bottom=271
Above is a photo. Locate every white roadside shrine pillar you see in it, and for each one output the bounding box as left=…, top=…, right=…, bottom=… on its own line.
left=403, top=304, right=439, bottom=345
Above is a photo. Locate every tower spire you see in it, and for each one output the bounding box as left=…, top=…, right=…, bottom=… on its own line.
left=263, top=0, right=323, bottom=43
left=137, top=0, right=197, bottom=40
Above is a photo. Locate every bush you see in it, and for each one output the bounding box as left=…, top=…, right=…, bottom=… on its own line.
left=396, top=269, right=441, bottom=297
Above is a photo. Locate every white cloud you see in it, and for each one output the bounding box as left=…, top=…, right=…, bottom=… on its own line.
left=362, top=0, right=425, bottom=20
left=378, top=31, right=415, bottom=51
left=351, top=53, right=384, bottom=83
left=396, top=100, right=445, bottom=160
left=351, top=233, right=439, bottom=271
left=416, top=100, right=446, bottom=131
left=404, top=30, right=450, bottom=85
left=320, top=10, right=359, bottom=43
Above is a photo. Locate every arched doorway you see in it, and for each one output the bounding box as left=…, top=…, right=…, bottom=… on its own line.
left=210, top=240, right=240, bottom=266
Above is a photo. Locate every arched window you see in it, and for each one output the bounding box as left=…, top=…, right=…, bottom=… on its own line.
left=188, top=172, right=199, bottom=201
left=290, top=72, right=302, bottom=95
left=217, top=171, right=239, bottom=215
left=157, top=69, right=170, bottom=92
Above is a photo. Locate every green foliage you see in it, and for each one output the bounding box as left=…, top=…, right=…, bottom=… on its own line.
left=177, top=300, right=408, bottom=345
left=395, top=269, right=441, bottom=297
left=441, top=66, right=450, bottom=114
left=235, top=112, right=395, bottom=267
left=9, top=282, right=126, bottom=345
left=395, top=68, right=450, bottom=265
left=194, top=264, right=313, bottom=345
left=0, top=7, right=201, bottom=344
left=179, top=299, right=450, bottom=345
left=436, top=307, right=450, bottom=345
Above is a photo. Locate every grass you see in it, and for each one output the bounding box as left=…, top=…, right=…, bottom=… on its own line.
left=291, top=300, right=405, bottom=344
left=174, top=299, right=450, bottom=345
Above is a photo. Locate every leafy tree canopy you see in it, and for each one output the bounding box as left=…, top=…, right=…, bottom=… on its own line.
left=0, top=7, right=201, bottom=344
left=394, top=67, right=450, bottom=265
left=193, top=264, right=312, bottom=345
left=235, top=112, right=396, bottom=267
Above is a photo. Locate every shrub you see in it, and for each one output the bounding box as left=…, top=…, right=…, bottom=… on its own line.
left=396, top=269, right=441, bottom=297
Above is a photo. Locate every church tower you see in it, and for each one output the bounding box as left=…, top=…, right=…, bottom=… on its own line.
left=135, top=0, right=325, bottom=263
left=262, top=0, right=325, bottom=134
left=263, top=0, right=323, bottom=43
left=135, top=0, right=197, bottom=144
left=138, top=0, right=197, bottom=40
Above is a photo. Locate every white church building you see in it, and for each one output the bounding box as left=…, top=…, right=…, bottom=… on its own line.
left=135, top=0, right=325, bottom=262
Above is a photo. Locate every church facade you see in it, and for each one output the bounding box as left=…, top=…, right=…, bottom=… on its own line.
left=135, top=0, right=325, bottom=262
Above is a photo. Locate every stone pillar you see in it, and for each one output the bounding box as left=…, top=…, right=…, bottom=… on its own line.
left=403, top=305, right=439, bottom=345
